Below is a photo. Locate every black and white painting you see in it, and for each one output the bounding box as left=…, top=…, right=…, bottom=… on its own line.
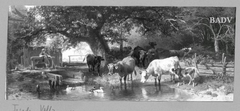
left=6, top=6, right=235, bottom=101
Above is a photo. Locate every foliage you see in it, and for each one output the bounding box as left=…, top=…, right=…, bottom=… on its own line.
left=8, top=6, right=236, bottom=67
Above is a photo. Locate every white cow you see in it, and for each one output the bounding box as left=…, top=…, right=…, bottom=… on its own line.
left=140, top=56, right=181, bottom=87
left=175, top=67, right=200, bottom=87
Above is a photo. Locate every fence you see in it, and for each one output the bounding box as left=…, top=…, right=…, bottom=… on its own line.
left=66, top=55, right=85, bottom=63
left=184, top=53, right=234, bottom=77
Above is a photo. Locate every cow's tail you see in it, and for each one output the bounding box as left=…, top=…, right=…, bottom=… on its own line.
left=134, top=69, right=137, bottom=76
left=83, top=57, right=86, bottom=62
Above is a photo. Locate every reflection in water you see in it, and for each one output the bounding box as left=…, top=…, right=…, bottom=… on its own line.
left=38, top=84, right=191, bottom=101
left=141, top=87, right=148, bottom=99
left=93, top=92, right=105, bottom=98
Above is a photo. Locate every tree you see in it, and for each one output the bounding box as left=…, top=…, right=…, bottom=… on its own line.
left=184, top=7, right=236, bottom=56
left=7, top=6, right=29, bottom=69
left=23, top=6, right=183, bottom=66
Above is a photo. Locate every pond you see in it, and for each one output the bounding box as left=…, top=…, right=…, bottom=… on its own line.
left=38, top=83, right=191, bottom=101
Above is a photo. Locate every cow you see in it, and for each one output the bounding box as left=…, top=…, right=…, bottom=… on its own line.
left=145, top=47, right=192, bottom=67
left=107, top=56, right=136, bottom=89
left=83, top=54, right=105, bottom=76
left=139, top=50, right=147, bottom=67
left=129, top=46, right=146, bottom=67
left=175, top=67, right=200, bottom=87
left=140, top=56, right=181, bottom=89
left=42, top=72, right=63, bottom=90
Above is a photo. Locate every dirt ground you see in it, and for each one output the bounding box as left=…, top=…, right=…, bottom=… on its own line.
left=6, top=62, right=234, bottom=101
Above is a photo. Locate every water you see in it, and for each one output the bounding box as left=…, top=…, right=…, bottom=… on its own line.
left=38, top=84, right=191, bottom=101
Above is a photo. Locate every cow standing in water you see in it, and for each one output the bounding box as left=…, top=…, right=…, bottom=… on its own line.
left=140, top=56, right=181, bottom=90
left=83, top=54, right=105, bottom=76
left=107, top=56, right=136, bottom=89
left=175, top=67, right=200, bottom=87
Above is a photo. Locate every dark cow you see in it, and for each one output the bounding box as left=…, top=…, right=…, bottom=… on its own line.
left=139, top=50, right=147, bottom=67
left=129, top=46, right=146, bottom=67
left=140, top=56, right=181, bottom=89
left=145, top=47, right=192, bottom=67
left=42, top=72, right=63, bottom=90
left=107, top=56, right=136, bottom=89
left=83, top=54, right=104, bottom=76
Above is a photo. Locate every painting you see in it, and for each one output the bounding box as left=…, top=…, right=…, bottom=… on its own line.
left=6, top=5, right=235, bottom=102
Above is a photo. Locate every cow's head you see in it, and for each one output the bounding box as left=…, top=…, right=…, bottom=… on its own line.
left=174, top=68, right=185, bottom=80
left=181, top=47, right=192, bottom=53
left=170, top=68, right=180, bottom=79
left=107, top=63, right=117, bottom=75
left=95, top=56, right=104, bottom=61
left=139, top=50, right=147, bottom=60
left=140, top=70, right=150, bottom=83
left=94, top=56, right=104, bottom=64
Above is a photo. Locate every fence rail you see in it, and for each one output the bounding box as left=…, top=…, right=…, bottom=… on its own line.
left=64, top=55, right=85, bottom=63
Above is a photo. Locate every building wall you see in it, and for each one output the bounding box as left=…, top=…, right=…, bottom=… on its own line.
left=21, top=47, right=62, bottom=67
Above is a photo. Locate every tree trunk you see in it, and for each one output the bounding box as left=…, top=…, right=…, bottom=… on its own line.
left=214, top=37, right=220, bottom=57
left=225, top=42, right=229, bottom=55
left=120, top=39, right=123, bottom=57
left=88, top=37, right=109, bottom=68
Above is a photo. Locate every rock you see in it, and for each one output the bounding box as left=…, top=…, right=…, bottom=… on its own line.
left=212, top=93, right=218, bottom=97
left=205, top=91, right=212, bottom=95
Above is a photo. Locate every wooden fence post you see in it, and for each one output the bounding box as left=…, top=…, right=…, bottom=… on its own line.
left=194, top=53, right=198, bottom=69
left=222, top=53, right=228, bottom=76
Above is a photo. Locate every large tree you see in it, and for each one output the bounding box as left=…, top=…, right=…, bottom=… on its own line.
left=183, top=7, right=236, bottom=55
left=22, top=6, right=183, bottom=65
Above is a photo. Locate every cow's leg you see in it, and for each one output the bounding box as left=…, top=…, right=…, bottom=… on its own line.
left=31, top=59, right=34, bottom=70
left=142, top=58, right=145, bottom=68
left=119, top=77, right=123, bottom=90
left=97, top=64, right=100, bottom=76
left=187, top=75, right=193, bottom=85
left=87, top=64, right=91, bottom=72
left=154, top=78, right=157, bottom=87
left=158, top=75, right=162, bottom=89
left=124, top=75, right=127, bottom=90
left=192, top=81, right=195, bottom=87
left=92, top=64, right=95, bottom=72
left=48, top=80, right=52, bottom=89
left=172, top=74, right=176, bottom=83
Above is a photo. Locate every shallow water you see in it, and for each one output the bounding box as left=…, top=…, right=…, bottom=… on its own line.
left=38, top=83, right=191, bottom=101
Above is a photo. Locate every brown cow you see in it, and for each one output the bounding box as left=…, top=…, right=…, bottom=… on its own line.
left=107, top=56, right=136, bottom=89
left=83, top=54, right=105, bottom=76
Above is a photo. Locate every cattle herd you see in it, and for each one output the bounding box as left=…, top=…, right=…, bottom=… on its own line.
left=84, top=44, right=200, bottom=90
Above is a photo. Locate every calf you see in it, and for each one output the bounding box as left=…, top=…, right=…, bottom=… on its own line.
left=175, top=67, right=200, bottom=87
left=42, top=72, right=63, bottom=90
left=140, top=56, right=181, bottom=88
left=107, top=56, right=136, bottom=88
left=83, top=54, right=104, bottom=76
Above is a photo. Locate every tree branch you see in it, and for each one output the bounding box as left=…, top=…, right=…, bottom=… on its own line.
left=13, top=7, right=27, bottom=19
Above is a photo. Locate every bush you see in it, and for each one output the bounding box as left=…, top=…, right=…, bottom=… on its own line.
left=189, top=44, right=215, bottom=57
